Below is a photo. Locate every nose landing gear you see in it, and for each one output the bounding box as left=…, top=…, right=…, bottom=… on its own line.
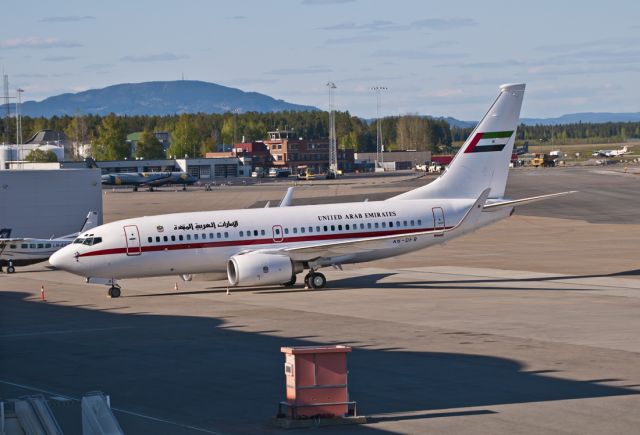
left=107, top=284, right=121, bottom=298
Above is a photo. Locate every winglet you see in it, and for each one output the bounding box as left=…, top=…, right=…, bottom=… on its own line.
left=279, top=187, right=294, bottom=207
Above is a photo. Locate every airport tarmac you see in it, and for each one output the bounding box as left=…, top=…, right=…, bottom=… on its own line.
left=1, top=166, right=639, bottom=434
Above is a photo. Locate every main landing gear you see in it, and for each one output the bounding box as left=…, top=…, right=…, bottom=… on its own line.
left=5, top=260, right=15, bottom=274
left=304, top=271, right=326, bottom=289
left=107, top=284, right=121, bottom=298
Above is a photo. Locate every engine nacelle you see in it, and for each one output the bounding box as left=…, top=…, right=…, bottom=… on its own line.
left=227, top=253, right=294, bottom=287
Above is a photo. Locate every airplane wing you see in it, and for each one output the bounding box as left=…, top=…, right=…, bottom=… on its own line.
left=483, top=191, right=577, bottom=211
left=252, top=189, right=491, bottom=262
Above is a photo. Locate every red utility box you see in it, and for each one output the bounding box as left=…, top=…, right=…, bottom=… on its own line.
left=280, top=345, right=356, bottom=419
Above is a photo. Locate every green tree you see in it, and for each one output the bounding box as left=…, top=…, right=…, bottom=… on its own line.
left=168, top=114, right=200, bottom=157
left=25, top=148, right=58, bottom=162
left=94, top=113, right=128, bottom=160
left=135, top=129, right=166, bottom=159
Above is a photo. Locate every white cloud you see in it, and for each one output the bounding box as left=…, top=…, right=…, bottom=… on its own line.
left=40, top=16, right=96, bottom=23
left=0, top=37, right=82, bottom=49
left=120, top=52, right=188, bottom=62
left=424, top=88, right=464, bottom=98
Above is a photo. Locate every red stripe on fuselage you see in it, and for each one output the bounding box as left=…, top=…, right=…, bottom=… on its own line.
left=78, top=226, right=453, bottom=258
left=463, top=132, right=484, bottom=153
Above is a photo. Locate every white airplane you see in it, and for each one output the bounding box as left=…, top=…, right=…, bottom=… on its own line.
left=50, top=84, right=575, bottom=298
left=1, top=211, right=99, bottom=273
left=592, top=146, right=631, bottom=157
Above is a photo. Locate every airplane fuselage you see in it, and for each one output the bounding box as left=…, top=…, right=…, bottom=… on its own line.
left=55, top=198, right=511, bottom=280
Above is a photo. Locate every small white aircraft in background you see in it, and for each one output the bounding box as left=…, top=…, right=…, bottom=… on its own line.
left=50, top=83, right=575, bottom=298
left=592, top=146, right=631, bottom=157
left=1, top=211, right=99, bottom=273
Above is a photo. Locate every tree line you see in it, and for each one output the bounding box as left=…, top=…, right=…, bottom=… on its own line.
left=2, top=112, right=639, bottom=161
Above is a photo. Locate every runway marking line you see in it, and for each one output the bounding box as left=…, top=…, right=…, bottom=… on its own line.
left=0, top=380, right=227, bottom=435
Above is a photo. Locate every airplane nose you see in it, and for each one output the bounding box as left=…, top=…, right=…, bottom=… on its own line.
left=49, top=248, right=69, bottom=270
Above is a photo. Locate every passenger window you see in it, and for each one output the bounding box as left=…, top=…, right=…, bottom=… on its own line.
left=382, top=222, right=387, bottom=228
left=293, top=228, right=298, bottom=234
left=239, top=231, right=244, bottom=237
left=345, top=224, right=350, bottom=230
left=261, top=229, right=265, bottom=236
left=418, top=219, right=422, bottom=226
left=374, top=223, right=379, bottom=229
left=171, top=235, right=176, bottom=241
left=309, top=227, right=313, bottom=233
left=179, top=235, right=184, bottom=241
left=148, top=237, right=152, bottom=243
left=331, top=225, right=335, bottom=231
left=338, top=225, right=342, bottom=231
left=316, top=226, right=321, bottom=232
left=187, top=234, right=191, bottom=241
left=21, top=243, right=28, bottom=248
left=45, top=243, right=51, bottom=248
left=10, top=244, right=16, bottom=249
left=202, top=233, right=206, bottom=239
left=360, top=223, right=364, bottom=230
left=217, top=232, right=222, bottom=238
left=156, top=236, right=160, bottom=242
left=367, top=223, right=372, bottom=229
left=300, top=227, right=305, bottom=233
left=194, top=234, right=199, bottom=240
left=404, top=220, right=408, bottom=226
left=284, top=228, right=289, bottom=235
left=275, top=228, right=280, bottom=235
left=411, top=220, right=415, bottom=226
left=164, top=236, right=168, bottom=242
left=224, top=232, right=229, bottom=238
left=389, top=222, right=393, bottom=228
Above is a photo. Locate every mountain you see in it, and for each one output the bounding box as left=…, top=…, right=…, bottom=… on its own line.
left=9, top=80, right=319, bottom=117
left=520, top=112, right=640, bottom=125
left=444, top=113, right=640, bottom=128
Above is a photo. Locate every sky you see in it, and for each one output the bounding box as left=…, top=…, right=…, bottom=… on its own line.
left=1, top=0, right=639, bottom=119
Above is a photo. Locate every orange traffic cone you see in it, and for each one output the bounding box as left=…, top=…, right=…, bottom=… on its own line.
left=40, top=285, right=45, bottom=301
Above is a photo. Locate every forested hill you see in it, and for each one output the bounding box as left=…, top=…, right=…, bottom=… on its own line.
left=8, top=80, right=319, bottom=117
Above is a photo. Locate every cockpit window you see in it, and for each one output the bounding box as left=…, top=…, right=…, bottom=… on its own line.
left=76, top=237, right=102, bottom=246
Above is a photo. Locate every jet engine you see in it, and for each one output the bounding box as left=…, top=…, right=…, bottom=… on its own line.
left=227, top=253, right=297, bottom=287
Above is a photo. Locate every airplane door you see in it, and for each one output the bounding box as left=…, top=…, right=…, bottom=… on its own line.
left=123, top=225, right=142, bottom=256
left=272, top=225, right=283, bottom=243
left=432, top=207, right=445, bottom=234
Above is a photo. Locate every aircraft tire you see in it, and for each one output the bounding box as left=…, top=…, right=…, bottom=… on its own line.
left=7, top=265, right=15, bottom=274
left=310, top=273, right=326, bottom=289
left=109, top=286, right=121, bottom=298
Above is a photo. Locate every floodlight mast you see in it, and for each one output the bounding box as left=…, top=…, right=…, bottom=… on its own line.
left=326, top=82, right=337, bottom=175
left=370, top=86, right=387, bottom=169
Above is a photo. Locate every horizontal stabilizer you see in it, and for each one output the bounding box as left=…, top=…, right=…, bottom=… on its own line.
left=483, top=191, right=577, bottom=211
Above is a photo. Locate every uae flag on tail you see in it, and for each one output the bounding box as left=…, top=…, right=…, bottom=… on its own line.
left=464, top=130, right=514, bottom=153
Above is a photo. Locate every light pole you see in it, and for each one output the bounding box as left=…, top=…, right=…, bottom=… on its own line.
left=370, top=86, right=387, bottom=169
left=326, top=82, right=337, bottom=175
left=16, top=88, right=24, bottom=144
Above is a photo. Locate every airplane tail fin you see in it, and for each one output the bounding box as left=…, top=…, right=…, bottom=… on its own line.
left=390, top=83, right=525, bottom=200
left=79, top=211, right=99, bottom=233
left=0, top=228, right=12, bottom=238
